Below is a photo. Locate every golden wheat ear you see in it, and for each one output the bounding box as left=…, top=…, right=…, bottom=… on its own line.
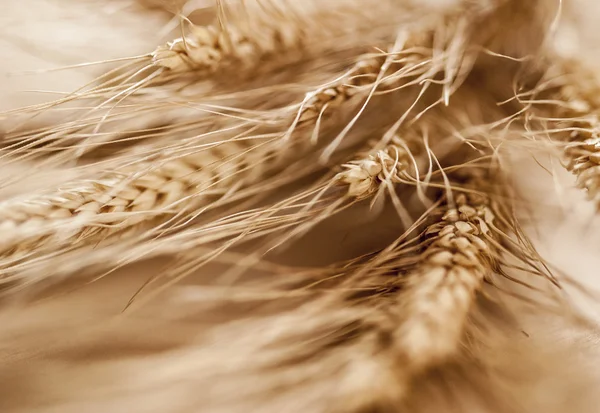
left=377, top=161, right=561, bottom=402
left=151, top=0, right=407, bottom=75
left=394, top=190, right=496, bottom=367
left=526, top=58, right=600, bottom=207
left=220, top=168, right=548, bottom=413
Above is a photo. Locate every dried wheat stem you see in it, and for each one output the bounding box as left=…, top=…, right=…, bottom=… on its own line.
left=395, top=191, right=496, bottom=370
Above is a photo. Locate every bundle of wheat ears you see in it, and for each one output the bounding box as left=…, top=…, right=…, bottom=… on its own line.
left=4, top=0, right=600, bottom=412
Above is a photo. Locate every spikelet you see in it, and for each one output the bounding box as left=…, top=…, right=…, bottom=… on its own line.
left=337, top=136, right=418, bottom=198
left=294, top=8, right=478, bottom=128
left=560, top=64, right=600, bottom=203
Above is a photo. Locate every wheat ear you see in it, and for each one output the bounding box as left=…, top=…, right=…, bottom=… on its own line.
left=561, top=66, right=600, bottom=204
left=146, top=0, right=402, bottom=77
left=395, top=191, right=495, bottom=369
left=0, top=123, right=426, bottom=288
left=152, top=18, right=301, bottom=75
left=331, top=188, right=499, bottom=407
left=0, top=138, right=264, bottom=253
left=531, top=59, right=600, bottom=204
